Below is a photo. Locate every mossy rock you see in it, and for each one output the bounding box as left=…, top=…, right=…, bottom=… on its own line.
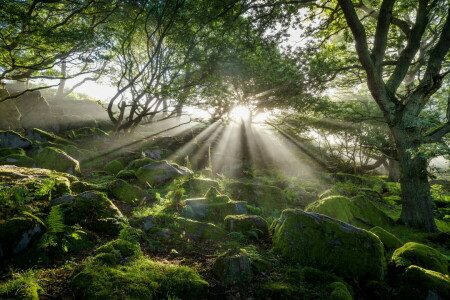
left=391, top=242, right=448, bottom=274
left=71, top=258, right=209, bottom=299
left=175, top=217, right=226, bottom=240
left=272, top=209, right=385, bottom=281
left=63, top=191, right=126, bottom=235
left=0, top=130, right=32, bottom=148
left=116, top=170, right=136, bottom=180
left=369, top=226, right=403, bottom=249
left=103, top=160, right=125, bottom=175
left=224, top=215, right=269, bottom=238
left=299, top=267, right=342, bottom=285
left=306, top=196, right=393, bottom=228
left=259, top=282, right=298, bottom=299
left=108, top=179, right=151, bottom=205
left=35, top=147, right=80, bottom=175
left=25, top=128, right=72, bottom=145
left=125, top=158, right=157, bottom=170
left=0, top=147, right=25, bottom=157
left=328, top=282, right=353, bottom=300
left=135, top=161, right=193, bottom=186
left=226, top=182, right=288, bottom=210
left=0, top=271, right=43, bottom=300
left=68, top=127, right=109, bottom=140
left=94, top=239, right=142, bottom=265
left=71, top=180, right=105, bottom=193
left=0, top=216, right=45, bottom=258
left=213, top=248, right=253, bottom=286
left=182, top=198, right=247, bottom=223
left=400, top=265, right=450, bottom=299
left=187, top=178, right=220, bottom=196
left=0, top=154, right=35, bottom=167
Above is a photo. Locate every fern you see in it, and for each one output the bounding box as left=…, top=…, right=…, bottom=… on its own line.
left=46, top=205, right=65, bottom=233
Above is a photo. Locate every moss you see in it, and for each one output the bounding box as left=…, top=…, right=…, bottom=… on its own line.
left=126, top=158, right=157, bottom=170
left=213, top=248, right=253, bottom=285
left=35, top=147, right=80, bottom=175
left=0, top=147, right=26, bottom=157
left=63, top=191, right=126, bottom=235
left=175, top=217, right=226, bottom=240
left=392, top=242, right=448, bottom=274
left=0, top=270, right=43, bottom=300
left=369, top=226, right=403, bottom=249
left=328, top=282, right=353, bottom=300
left=103, top=160, right=125, bottom=175
left=116, top=170, right=136, bottom=180
left=226, top=182, right=288, bottom=210
left=94, top=239, right=142, bottom=260
left=0, top=130, right=32, bottom=148
left=135, top=161, right=192, bottom=186
left=71, top=258, right=208, bottom=299
left=224, top=215, right=269, bottom=238
left=259, top=282, right=298, bottom=299
left=0, top=216, right=44, bottom=257
left=71, top=180, right=105, bottom=193
left=0, top=154, right=35, bottom=167
left=93, top=252, right=119, bottom=266
left=182, top=198, right=247, bottom=222
left=306, top=196, right=393, bottom=228
left=299, top=267, right=342, bottom=285
left=272, top=209, right=385, bottom=281
left=25, top=128, right=72, bottom=145
left=187, top=178, right=220, bottom=196
left=108, top=179, right=150, bottom=205
left=401, top=265, right=450, bottom=299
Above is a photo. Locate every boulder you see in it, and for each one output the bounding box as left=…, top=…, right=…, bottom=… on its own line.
left=142, top=148, right=167, bottom=160
left=175, top=217, right=226, bottom=240
left=93, top=238, right=142, bottom=265
left=187, top=178, right=220, bottom=196
left=35, top=147, right=80, bottom=175
left=15, top=91, right=59, bottom=132
left=25, top=128, right=71, bottom=144
left=401, top=265, right=450, bottom=299
left=306, top=196, right=393, bottom=227
left=328, top=282, right=353, bottom=300
left=224, top=215, right=269, bottom=238
left=369, top=226, right=403, bottom=249
left=272, top=209, right=385, bottom=281
left=0, top=88, right=21, bottom=130
left=0, top=216, right=45, bottom=258
left=226, top=182, right=288, bottom=210
left=103, top=159, right=125, bottom=175
left=213, top=248, right=253, bottom=286
left=0, top=147, right=25, bottom=157
left=108, top=179, right=151, bottom=204
left=0, top=131, right=31, bottom=148
left=0, top=154, right=35, bottom=167
left=391, top=242, right=448, bottom=274
left=135, top=161, right=193, bottom=186
left=182, top=198, right=247, bottom=222
left=130, top=215, right=157, bottom=231
left=63, top=191, right=126, bottom=235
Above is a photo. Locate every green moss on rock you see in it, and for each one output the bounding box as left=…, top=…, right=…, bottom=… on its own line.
left=35, top=147, right=80, bottom=175
left=175, top=217, right=226, bottom=240
left=135, top=161, right=193, bottom=186
left=392, top=242, right=448, bottom=274
left=108, top=179, right=150, bottom=204
left=272, top=209, right=385, bottom=281
left=369, top=226, right=403, bottom=249
left=0, top=130, right=32, bottom=148
left=226, top=182, right=288, bottom=210
left=224, top=215, right=269, bottom=238
left=213, top=248, right=253, bottom=286
left=103, top=160, right=125, bottom=175
left=25, top=128, right=72, bottom=145
left=0, top=154, right=35, bottom=167
left=401, top=265, right=450, bottom=299
left=94, top=239, right=142, bottom=265
left=71, top=258, right=209, bottom=299
left=0, top=270, right=42, bottom=300
left=328, top=282, right=353, bottom=300
left=0, top=147, right=26, bottom=157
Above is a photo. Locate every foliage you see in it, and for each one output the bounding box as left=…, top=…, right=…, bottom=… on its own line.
left=0, top=269, right=43, bottom=300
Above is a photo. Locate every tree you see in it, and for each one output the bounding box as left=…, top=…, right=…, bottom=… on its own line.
left=321, top=0, right=450, bottom=232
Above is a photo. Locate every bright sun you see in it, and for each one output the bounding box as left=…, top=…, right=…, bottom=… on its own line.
left=229, top=105, right=251, bottom=122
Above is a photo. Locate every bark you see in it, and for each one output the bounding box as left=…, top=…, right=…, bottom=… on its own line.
left=392, top=127, right=437, bottom=232
left=56, top=61, right=67, bottom=99
left=387, top=158, right=400, bottom=182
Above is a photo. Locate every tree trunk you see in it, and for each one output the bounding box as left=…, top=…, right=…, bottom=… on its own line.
left=392, top=128, right=437, bottom=232
left=387, top=158, right=400, bottom=182
left=56, top=61, right=67, bottom=99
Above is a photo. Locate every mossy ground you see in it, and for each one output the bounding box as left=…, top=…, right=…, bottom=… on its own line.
left=0, top=127, right=449, bottom=300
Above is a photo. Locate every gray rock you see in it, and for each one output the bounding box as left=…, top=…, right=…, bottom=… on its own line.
left=135, top=161, right=193, bottom=186
left=51, top=195, right=75, bottom=206
left=213, top=249, right=253, bottom=286
left=0, top=131, right=31, bottom=148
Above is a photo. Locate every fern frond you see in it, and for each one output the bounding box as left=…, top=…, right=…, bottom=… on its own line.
left=46, top=205, right=65, bottom=233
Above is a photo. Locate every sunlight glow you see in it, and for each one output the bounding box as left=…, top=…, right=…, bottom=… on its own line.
left=229, top=105, right=251, bottom=122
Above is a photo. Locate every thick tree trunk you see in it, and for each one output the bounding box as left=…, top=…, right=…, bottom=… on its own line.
left=387, top=158, right=400, bottom=182
left=392, top=128, right=437, bottom=232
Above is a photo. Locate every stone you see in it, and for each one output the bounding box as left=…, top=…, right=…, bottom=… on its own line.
left=328, top=282, right=353, bottom=300
left=108, top=179, right=151, bottom=204
left=0, top=147, right=26, bottom=157
left=213, top=248, right=253, bottom=286
left=103, top=159, right=125, bottom=175
left=130, top=215, right=157, bottom=231
left=35, top=147, right=80, bottom=175
left=63, top=191, right=126, bottom=235
left=226, top=182, right=288, bottom=210
left=0, top=131, right=31, bottom=148
left=182, top=198, right=247, bottom=222
left=15, top=91, right=59, bottom=132
left=0, top=216, right=45, bottom=258
left=25, top=128, right=71, bottom=144
left=135, top=161, right=193, bottom=186
left=187, top=178, right=220, bottom=196
left=0, top=88, right=21, bottom=130
left=224, top=215, right=269, bottom=238
left=391, top=242, right=448, bottom=274
left=305, top=196, right=393, bottom=228
left=401, top=265, right=450, bottom=299
left=175, top=217, right=226, bottom=240
left=272, top=209, right=385, bottom=281
left=369, top=226, right=403, bottom=249
left=0, top=154, right=35, bottom=167
left=50, top=195, right=75, bottom=206
left=143, top=148, right=166, bottom=160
